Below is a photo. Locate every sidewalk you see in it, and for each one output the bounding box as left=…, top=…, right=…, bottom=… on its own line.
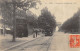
left=0, top=33, right=43, bottom=51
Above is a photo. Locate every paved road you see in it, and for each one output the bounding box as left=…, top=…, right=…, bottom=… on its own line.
left=49, top=32, right=80, bottom=51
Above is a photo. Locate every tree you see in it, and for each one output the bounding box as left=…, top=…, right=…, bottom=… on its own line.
left=0, top=1, right=13, bottom=36
left=0, top=0, right=40, bottom=42
left=59, top=9, right=80, bottom=33
left=38, top=7, right=56, bottom=35
left=27, top=14, right=38, bottom=28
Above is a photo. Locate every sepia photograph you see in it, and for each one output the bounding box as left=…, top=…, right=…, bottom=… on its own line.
left=0, top=0, right=80, bottom=51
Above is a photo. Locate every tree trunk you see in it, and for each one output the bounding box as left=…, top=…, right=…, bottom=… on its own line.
left=12, top=0, right=16, bottom=42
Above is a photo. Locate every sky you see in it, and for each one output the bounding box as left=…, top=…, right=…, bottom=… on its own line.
left=30, top=0, right=80, bottom=24
left=0, top=0, right=80, bottom=24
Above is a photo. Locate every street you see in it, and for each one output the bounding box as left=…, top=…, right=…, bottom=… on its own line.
left=0, top=0, right=80, bottom=51
left=5, top=35, right=52, bottom=51
left=2, top=32, right=80, bottom=51
left=49, top=32, right=80, bottom=51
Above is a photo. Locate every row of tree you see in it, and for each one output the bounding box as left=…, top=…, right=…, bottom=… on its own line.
left=38, top=7, right=56, bottom=35
left=59, top=9, right=80, bottom=33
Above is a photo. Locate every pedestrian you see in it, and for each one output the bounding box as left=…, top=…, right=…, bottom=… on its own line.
left=35, top=30, right=38, bottom=37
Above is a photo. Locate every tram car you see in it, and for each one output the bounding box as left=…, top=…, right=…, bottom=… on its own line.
left=16, top=19, right=28, bottom=37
